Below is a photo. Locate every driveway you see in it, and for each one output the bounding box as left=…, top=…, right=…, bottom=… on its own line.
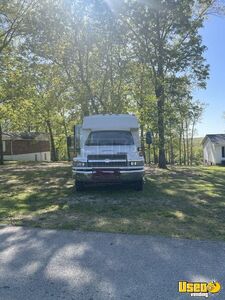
left=0, top=226, right=224, bottom=300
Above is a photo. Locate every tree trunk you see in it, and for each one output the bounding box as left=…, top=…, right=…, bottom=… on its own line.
left=170, top=136, right=174, bottom=165
left=179, top=130, right=182, bottom=165
left=139, top=65, right=146, bottom=164
left=46, top=120, right=57, bottom=161
left=183, top=130, right=186, bottom=165
left=0, top=124, right=3, bottom=165
left=153, top=146, right=158, bottom=164
left=66, top=141, right=70, bottom=161
left=62, top=118, right=70, bottom=161
left=155, top=12, right=166, bottom=169
left=140, top=124, right=146, bottom=163
left=169, top=122, right=174, bottom=165
left=156, top=85, right=166, bottom=168
left=152, top=132, right=158, bottom=164
left=190, top=120, right=195, bottom=166
left=185, top=120, right=189, bottom=165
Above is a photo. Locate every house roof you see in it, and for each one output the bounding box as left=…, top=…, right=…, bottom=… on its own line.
left=202, top=134, right=225, bottom=145
left=2, top=132, right=49, bottom=141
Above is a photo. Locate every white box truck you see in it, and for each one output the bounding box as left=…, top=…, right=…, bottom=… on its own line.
left=72, top=114, right=149, bottom=191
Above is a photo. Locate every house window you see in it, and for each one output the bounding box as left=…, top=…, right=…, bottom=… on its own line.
left=44, top=153, right=47, bottom=160
left=222, top=146, right=225, bottom=158
left=3, top=141, right=6, bottom=153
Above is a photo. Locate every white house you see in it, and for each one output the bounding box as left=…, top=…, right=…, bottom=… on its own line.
left=202, top=134, right=225, bottom=165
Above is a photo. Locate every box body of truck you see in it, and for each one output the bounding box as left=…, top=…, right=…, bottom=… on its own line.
left=72, top=114, right=144, bottom=190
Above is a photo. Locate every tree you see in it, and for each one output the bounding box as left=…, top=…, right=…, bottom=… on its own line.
left=0, top=0, right=36, bottom=164
left=119, top=0, right=210, bottom=168
left=0, top=0, right=215, bottom=165
left=22, top=0, right=130, bottom=116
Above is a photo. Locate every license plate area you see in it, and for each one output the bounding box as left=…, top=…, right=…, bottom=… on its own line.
left=92, top=169, right=120, bottom=181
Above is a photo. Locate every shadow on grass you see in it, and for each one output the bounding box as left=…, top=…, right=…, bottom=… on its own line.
left=1, top=163, right=225, bottom=240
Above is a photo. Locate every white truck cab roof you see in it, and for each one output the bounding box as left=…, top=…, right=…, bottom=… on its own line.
left=82, top=114, right=139, bottom=131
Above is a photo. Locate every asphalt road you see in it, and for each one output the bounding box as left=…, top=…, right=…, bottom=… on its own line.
left=0, top=226, right=224, bottom=300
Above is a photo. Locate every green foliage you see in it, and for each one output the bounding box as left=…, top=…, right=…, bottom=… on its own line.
left=0, top=0, right=218, bottom=162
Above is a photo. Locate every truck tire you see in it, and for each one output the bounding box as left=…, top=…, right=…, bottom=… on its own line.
left=134, top=180, right=143, bottom=191
left=75, top=180, right=85, bottom=192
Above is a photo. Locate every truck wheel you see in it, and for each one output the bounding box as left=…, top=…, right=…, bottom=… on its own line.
left=134, top=180, right=143, bottom=191
left=75, top=181, right=85, bottom=192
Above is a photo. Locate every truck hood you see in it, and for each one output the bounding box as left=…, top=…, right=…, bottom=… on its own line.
left=80, top=145, right=141, bottom=160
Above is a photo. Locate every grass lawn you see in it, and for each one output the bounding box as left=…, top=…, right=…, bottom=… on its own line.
left=0, top=162, right=225, bottom=241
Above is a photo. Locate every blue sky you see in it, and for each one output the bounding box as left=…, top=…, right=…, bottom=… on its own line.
left=194, top=15, right=225, bottom=137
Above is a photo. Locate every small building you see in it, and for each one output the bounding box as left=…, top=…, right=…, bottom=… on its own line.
left=202, top=134, right=225, bottom=165
left=2, top=132, right=51, bottom=161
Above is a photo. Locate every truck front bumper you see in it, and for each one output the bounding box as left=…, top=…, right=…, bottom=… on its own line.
left=72, top=168, right=144, bottom=183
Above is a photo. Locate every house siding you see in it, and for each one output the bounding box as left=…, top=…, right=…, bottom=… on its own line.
left=2, top=134, right=51, bottom=162
left=203, top=138, right=216, bottom=164
left=203, top=137, right=225, bottom=165
left=4, top=152, right=51, bottom=162
left=4, top=140, right=12, bottom=155
left=3, top=140, right=50, bottom=155
left=214, top=145, right=222, bottom=164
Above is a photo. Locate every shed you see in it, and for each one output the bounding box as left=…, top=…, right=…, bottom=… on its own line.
left=202, top=134, right=225, bottom=165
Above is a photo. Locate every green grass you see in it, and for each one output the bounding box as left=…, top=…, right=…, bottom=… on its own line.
left=0, top=162, right=225, bottom=241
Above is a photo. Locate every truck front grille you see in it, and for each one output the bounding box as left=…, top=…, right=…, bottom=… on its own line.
left=87, top=161, right=127, bottom=168
left=87, top=154, right=127, bottom=168
left=87, top=154, right=127, bottom=160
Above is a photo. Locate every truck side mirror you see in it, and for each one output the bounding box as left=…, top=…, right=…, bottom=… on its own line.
left=146, top=131, right=152, bottom=145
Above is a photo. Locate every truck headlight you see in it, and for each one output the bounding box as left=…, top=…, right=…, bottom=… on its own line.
left=73, top=161, right=87, bottom=167
left=129, top=161, right=144, bottom=166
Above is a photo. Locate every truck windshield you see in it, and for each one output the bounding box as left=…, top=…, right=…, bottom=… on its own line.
left=85, top=131, right=134, bottom=146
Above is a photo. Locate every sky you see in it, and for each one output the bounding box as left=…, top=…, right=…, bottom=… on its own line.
left=194, top=15, right=225, bottom=137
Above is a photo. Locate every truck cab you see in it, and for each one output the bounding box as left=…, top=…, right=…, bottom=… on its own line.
left=72, top=114, right=145, bottom=191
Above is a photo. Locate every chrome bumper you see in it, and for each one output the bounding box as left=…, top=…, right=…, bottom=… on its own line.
left=72, top=167, right=144, bottom=182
